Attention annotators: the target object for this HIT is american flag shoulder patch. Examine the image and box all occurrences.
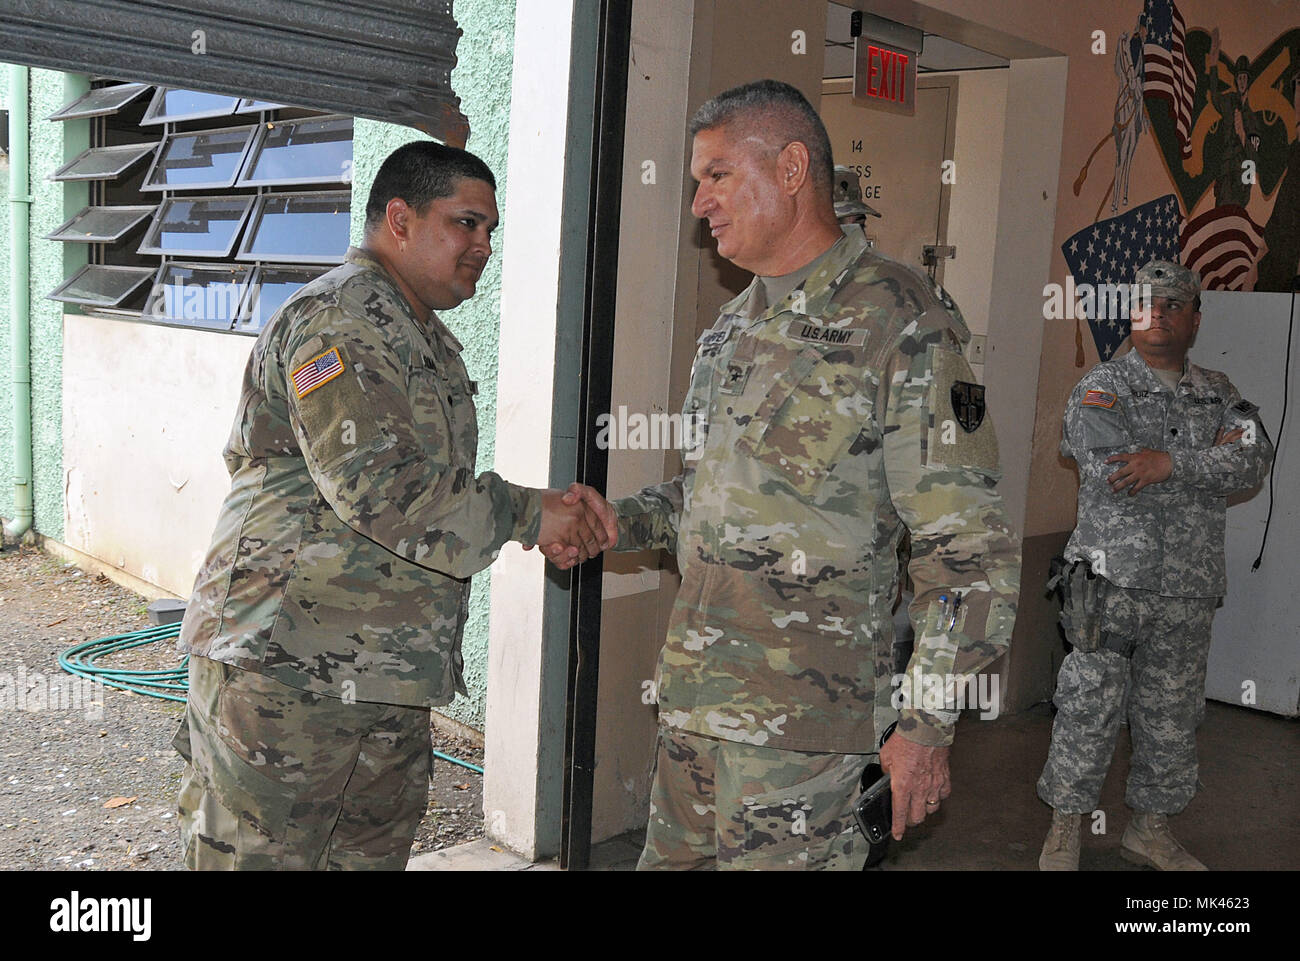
[1081,389,1117,409]
[291,346,345,398]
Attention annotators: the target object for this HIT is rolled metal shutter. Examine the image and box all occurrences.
[0,0,469,144]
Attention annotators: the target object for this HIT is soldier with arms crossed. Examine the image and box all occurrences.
[174,142,616,870]
[598,80,1021,870]
[1038,260,1273,871]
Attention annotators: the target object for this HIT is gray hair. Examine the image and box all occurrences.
[688,79,834,197]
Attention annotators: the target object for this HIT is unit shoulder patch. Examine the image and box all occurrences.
[950,380,985,433]
[1233,398,1259,416]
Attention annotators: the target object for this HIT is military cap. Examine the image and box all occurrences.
[833,165,882,221]
[1135,259,1199,302]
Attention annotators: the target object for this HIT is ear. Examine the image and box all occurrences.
[776,141,812,197]
[385,197,413,242]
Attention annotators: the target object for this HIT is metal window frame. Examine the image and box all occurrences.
[47,263,156,308]
[46,81,151,121]
[48,141,157,181]
[233,263,329,335]
[143,260,255,331]
[139,86,241,126]
[235,98,287,114]
[46,204,158,243]
[235,114,354,188]
[235,190,351,265]
[137,194,256,258]
[139,122,259,192]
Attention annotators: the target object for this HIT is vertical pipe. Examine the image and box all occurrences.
[5,64,33,540]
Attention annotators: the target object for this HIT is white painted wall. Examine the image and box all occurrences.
[1194,292,1300,717]
[61,313,253,597]
[483,0,576,861]
[935,67,1008,343]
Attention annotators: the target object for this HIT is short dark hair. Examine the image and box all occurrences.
[364,141,497,232]
[688,79,834,197]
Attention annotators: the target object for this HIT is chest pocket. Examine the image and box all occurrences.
[1182,401,1225,450]
[733,343,869,497]
[408,352,479,470]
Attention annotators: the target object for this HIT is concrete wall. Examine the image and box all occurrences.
[61,315,252,594]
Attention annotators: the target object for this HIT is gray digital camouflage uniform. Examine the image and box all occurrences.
[174,246,542,868]
[616,227,1022,869]
[1038,347,1272,814]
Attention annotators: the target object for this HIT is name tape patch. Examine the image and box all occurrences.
[1081,389,1117,409]
[791,322,868,347]
[292,347,345,398]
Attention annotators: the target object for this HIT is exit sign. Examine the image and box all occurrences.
[853,37,917,115]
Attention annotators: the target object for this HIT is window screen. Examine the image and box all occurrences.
[47,205,158,243]
[47,82,152,121]
[48,265,156,308]
[50,142,158,181]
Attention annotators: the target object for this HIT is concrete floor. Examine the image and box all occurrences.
[409,699,1298,871]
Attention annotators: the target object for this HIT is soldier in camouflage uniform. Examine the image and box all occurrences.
[608,80,1021,870]
[173,142,614,870]
[1038,260,1273,871]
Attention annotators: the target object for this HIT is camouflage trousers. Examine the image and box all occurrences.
[637,727,868,870]
[1037,583,1217,815]
[173,655,430,870]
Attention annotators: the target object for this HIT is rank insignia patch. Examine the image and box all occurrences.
[292,347,345,398]
[951,380,985,433]
[1081,389,1117,409]
[720,361,752,394]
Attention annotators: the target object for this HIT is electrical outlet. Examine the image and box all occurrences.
[968,334,987,365]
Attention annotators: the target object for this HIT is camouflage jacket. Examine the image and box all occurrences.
[179,247,542,707]
[1062,347,1272,597]
[613,228,1021,751]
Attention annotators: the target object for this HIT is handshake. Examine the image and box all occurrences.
[524,483,619,571]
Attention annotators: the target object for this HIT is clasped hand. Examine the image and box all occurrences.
[522,483,618,570]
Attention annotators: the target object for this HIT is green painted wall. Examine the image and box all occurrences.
[349,0,518,732]
[0,66,76,541]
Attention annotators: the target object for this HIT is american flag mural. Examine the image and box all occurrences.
[1143,0,1198,161]
[1061,194,1183,360]
[1180,204,1265,291]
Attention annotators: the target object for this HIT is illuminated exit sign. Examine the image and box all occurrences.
[853,36,918,115]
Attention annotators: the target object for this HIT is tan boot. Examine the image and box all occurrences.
[1039,810,1081,870]
[1120,813,1208,871]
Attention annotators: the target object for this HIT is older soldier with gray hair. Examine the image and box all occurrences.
[606,79,1021,870]
[1038,260,1273,871]
[173,141,616,870]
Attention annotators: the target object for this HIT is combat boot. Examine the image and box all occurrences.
[1120,813,1208,871]
[1038,810,1080,870]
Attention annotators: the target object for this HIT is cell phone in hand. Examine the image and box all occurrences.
[853,761,892,867]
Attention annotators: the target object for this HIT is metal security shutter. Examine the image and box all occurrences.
[1,0,469,144]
